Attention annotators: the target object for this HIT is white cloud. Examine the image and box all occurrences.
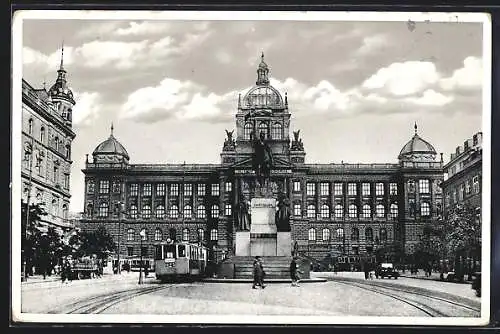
[404,89,454,106]
[355,34,389,55]
[77,40,149,69]
[362,61,440,96]
[72,91,102,126]
[440,56,483,91]
[215,50,232,64]
[114,21,172,36]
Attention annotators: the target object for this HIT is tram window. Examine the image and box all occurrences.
[166,245,176,258]
[178,245,186,258]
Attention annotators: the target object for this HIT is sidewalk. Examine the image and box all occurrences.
[398,271,473,285]
[20,271,151,288]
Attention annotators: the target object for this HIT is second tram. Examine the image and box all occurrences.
[154,241,209,281]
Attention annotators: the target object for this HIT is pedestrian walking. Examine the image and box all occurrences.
[290,257,301,287]
[252,256,266,289]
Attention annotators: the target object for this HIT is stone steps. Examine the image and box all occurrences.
[225,256,294,279]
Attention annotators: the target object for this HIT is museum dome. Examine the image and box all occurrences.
[398,123,437,161]
[92,124,130,161]
[242,53,285,109]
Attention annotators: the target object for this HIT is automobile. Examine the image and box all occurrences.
[471,272,481,297]
[375,263,399,279]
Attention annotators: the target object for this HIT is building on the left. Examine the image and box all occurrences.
[21,48,76,235]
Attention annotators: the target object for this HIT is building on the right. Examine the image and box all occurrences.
[442,132,483,215]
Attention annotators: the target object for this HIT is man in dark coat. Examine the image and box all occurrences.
[252,256,266,289]
[290,257,301,287]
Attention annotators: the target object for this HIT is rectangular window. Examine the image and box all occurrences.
[390,183,398,195]
[306,183,315,196]
[465,180,471,194]
[473,176,480,194]
[459,185,465,201]
[334,183,343,196]
[320,182,329,196]
[198,184,206,196]
[112,181,121,193]
[211,183,220,196]
[225,204,232,216]
[64,174,70,189]
[362,183,370,196]
[127,247,134,257]
[53,166,59,184]
[210,229,218,241]
[348,183,357,196]
[156,184,165,196]
[376,183,384,196]
[130,184,138,196]
[293,181,301,192]
[184,184,192,196]
[419,179,430,194]
[99,180,109,194]
[142,183,152,196]
[170,184,179,196]
[225,182,232,193]
[293,203,301,216]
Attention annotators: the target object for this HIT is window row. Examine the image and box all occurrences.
[27,119,71,159]
[294,203,400,219]
[293,181,399,196]
[444,175,481,207]
[407,179,433,194]
[89,203,231,219]
[307,227,389,242]
[86,181,233,196]
[126,227,218,242]
[243,122,283,140]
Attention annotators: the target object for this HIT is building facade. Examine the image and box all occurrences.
[442,132,482,214]
[80,55,444,265]
[21,50,76,234]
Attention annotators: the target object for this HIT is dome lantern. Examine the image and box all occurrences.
[256,52,270,86]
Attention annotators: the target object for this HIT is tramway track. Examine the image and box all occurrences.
[334,279,480,317]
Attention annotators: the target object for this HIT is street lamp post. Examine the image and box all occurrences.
[138,229,146,284]
[22,138,36,282]
[116,201,126,275]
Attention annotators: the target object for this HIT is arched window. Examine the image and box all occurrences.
[154,228,162,241]
[258,122,268,138]
[211,204,219,218]
[184,205,192,218]
[307,204,316,218]
[380,228,388,242]
[376,204,385,218]
[51,199,58,216]
[271,122,282,139]
[365,227,373,241]
[98,202,108,217]
[142,205,151,219]
[348,204,357,218]
[86,203,93,217]
[168,228,176,241]
[169,205,179,218]
[65,144,71,159]
[390,203,398,219]
[320,204,330,218]
[420,202,430,216]
[129,204,138,219]
[244,123,252,140]
[351,227,359,241]
[197,228,204,242]
[308,228,316,241]
[155,205,165,219]
[322,228,330,241]
[54,137,59,151]
[362,204,371,218]
[334,205,343,218]
[28,118,33,135]
[127,228,135,241]
[182,228,189,242]
[336,228,344,240]
[62,204,68,220]
[40,127,45,143]
[197,205,206,218]
[140,228,147,241]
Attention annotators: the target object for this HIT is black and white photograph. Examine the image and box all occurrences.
[11,10,491,325]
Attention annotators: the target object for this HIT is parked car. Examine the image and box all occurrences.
[472,272,481,297]
[375,263,399,279]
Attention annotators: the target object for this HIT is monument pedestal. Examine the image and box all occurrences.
[276,232,291,256]
[235,232,250,256]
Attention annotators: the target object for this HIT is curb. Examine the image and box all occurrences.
[201,278,327,283]
[399,275,472,285]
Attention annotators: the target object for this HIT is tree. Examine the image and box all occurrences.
[70,226,116,259]
[414,222,445,269]
[21,200,47,276]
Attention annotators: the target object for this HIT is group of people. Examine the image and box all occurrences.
[251,256,303,289]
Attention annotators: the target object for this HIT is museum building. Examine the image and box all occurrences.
[79,54,444,265]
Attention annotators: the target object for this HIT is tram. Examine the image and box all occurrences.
[154,240,209,281]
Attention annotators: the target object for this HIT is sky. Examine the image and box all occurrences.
[20,13,486,213]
